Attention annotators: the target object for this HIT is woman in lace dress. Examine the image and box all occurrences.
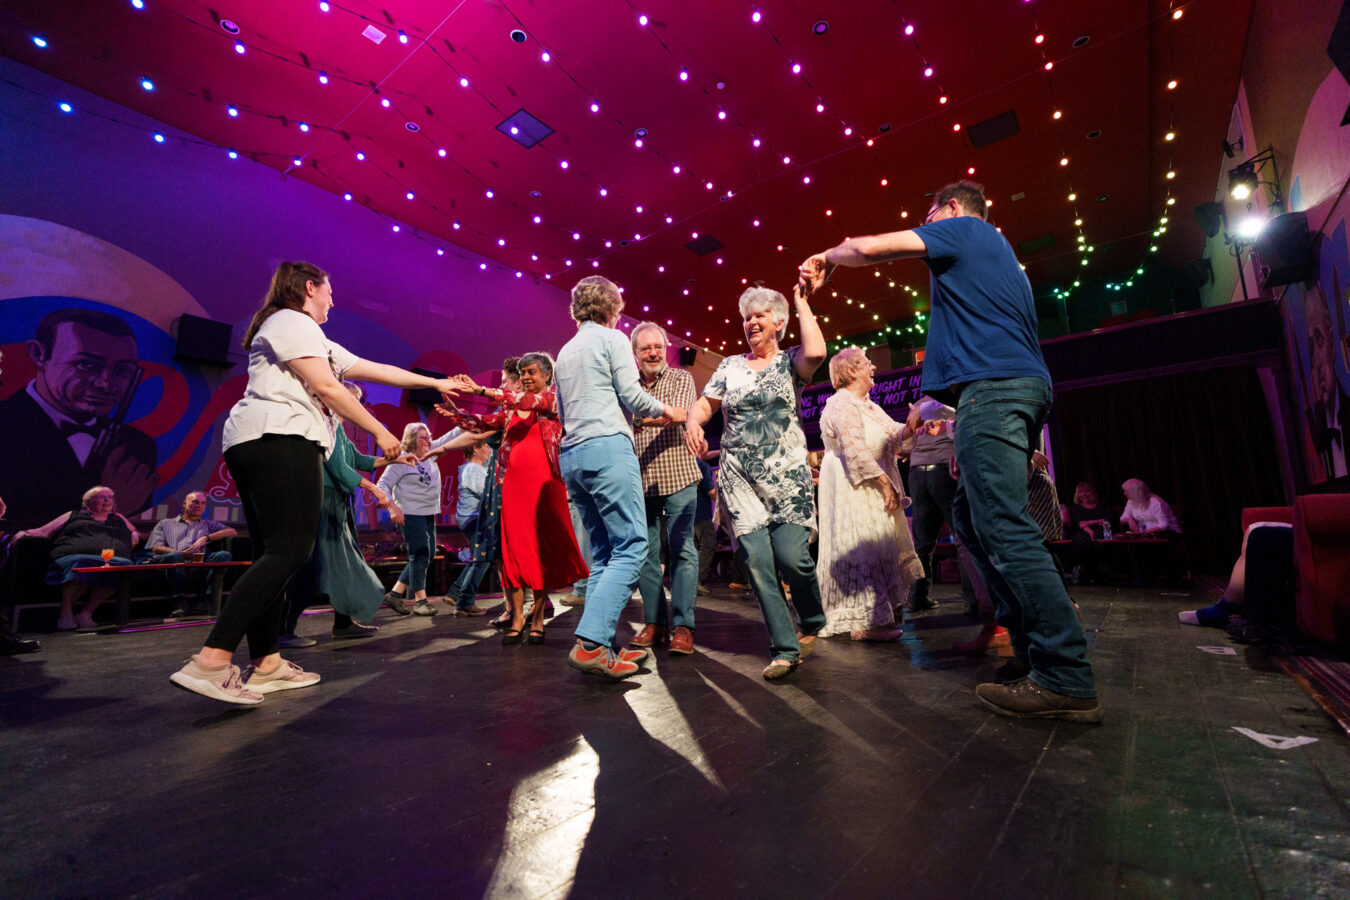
[685,283,827,680]
[817,348,924,640]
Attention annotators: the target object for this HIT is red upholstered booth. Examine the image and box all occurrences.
[1241,496,1350,653]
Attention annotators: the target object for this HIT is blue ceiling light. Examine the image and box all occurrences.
[32,35,49,48]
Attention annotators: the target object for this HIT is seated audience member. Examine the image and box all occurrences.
[1120,478,1180,536]
[0,490,41,654]
[144,492,237,616]
[1068,481,1113,583]
[1179,520,1294,628]
[16,485,137,631]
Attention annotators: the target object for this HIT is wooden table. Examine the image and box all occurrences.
[73,561,252,627]
[1099,536,1173,586]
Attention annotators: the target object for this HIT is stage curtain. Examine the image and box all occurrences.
[1050,364,1285,575]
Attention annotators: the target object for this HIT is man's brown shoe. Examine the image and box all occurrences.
[630,624,667,648]
[669,626,694,655]
[975,679,1102,723]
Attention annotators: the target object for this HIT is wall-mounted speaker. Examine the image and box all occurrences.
[173,314,234,367]
[677,346,698,366]
[408,367,447,405]
[1254,212,1314,288]
[1193,202,1224,238]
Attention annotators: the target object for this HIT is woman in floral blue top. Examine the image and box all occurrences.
[685,283,827,679]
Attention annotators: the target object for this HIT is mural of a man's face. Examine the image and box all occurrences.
[1308,290,1336,408]
[29,322,140,420]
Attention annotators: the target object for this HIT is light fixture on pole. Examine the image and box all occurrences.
[1226,145,1283,211]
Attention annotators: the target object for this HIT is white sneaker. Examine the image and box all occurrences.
[244,659,321,693]
[170,655,264,705]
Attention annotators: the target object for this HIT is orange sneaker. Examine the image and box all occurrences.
[567,640,640,679]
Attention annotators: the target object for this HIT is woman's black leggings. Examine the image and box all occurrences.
[205,435,322,658]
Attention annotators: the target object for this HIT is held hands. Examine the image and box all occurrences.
[797,252,834,293]
[684,422,708,458]
[376,429,402,460]
[442,374,480,396]
[664,405,687,425]
[434,396,461,418]
[385,500,405,526]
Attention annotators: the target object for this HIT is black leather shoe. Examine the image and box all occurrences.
[1,634,41,655]
[906,578,938,612]
[332,622,379,640]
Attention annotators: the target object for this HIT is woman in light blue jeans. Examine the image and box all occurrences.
[554,276,686,679]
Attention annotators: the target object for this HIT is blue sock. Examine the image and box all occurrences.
[1195,597,1237,627]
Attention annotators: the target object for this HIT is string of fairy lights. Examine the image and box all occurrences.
[21,0,1195,360]
[1044,2,1187,308]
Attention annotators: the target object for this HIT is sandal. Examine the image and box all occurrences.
[489,611,511,629]
[527,629,546,645]
[762,659,800,681]
[501,629,525,646]
[797,634,818,660]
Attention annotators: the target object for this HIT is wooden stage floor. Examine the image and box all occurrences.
[3,582,1348,898]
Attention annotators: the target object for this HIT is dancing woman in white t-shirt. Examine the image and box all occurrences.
[170,261,457,705]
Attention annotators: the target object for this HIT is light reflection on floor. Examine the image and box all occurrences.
[623,656,728,793]
[483,735,599,898]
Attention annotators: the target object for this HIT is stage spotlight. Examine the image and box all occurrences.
[1234,215,1267,241]
[1228,163,1258,200]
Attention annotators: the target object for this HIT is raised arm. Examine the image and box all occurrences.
[792,281,826,380]
[799,229,929,292]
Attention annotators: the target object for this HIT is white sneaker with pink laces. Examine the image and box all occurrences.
[170,655,264,705]
[244,659,321,694]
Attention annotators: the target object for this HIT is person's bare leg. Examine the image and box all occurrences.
[80,585,115,616]
[504,587,525,632]
[59,582,84,619]
[1223,531,1250,606]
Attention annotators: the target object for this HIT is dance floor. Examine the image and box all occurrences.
[4,582,1349,898]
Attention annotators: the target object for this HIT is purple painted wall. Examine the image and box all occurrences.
[1,60,579,375]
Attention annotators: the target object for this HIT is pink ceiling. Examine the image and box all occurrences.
[4,0,1253,352]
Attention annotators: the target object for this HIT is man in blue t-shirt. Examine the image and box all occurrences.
[800,180,1100,724]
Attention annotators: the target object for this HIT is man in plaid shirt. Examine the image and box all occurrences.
[629,323,701,655]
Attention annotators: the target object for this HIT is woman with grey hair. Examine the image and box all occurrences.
[685,282,828,679]
[440,352,587,644]
[816,347,923,640]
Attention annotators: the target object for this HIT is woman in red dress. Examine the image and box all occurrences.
[438,352,587,644]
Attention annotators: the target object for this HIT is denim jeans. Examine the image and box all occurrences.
[909,464,976,604]
[569,498,592,598]
[149,550,233,597]
[638,482,699,630]
[448,516,493,609]
[398,514,436,594]
[562,435,648,648]
[950,377,1096,698]
[737,522,826,662]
